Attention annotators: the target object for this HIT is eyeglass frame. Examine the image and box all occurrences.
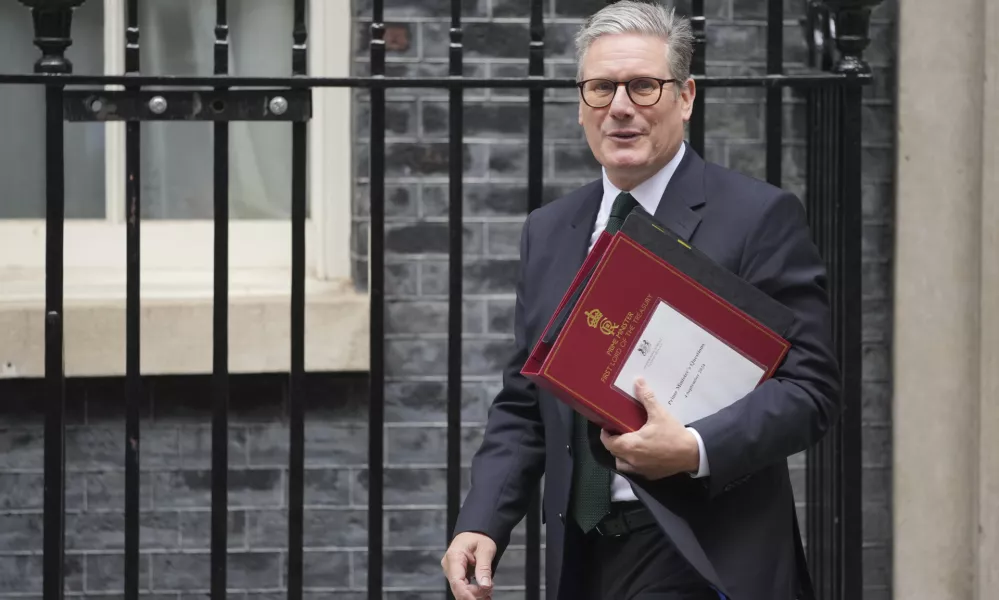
[576,77,679,108]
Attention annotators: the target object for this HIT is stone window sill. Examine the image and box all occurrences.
[0,268,369,378]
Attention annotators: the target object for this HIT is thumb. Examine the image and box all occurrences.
[472,542,495,589]
[633,377,662,415]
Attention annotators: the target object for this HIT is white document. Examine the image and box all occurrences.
[613,299,765,425]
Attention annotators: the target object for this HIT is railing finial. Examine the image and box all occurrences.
[18,0,88,74]
[821,0,884,74]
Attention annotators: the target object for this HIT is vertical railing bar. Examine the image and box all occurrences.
[211,0,231,596]
[368,0,387,595]
[41,51,67,600]
[525,0,546,596]
[765,0,783,186]
[804,84,818,592]
[123,0,141,598]
[287,0,308,597]
[689,0,705,157]
[445,0,464,586]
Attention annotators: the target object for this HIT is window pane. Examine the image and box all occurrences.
[0,1,106,220]
[139,0,299,220]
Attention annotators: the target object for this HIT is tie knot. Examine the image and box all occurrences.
[605,192,638,235]
[611,192,638,219]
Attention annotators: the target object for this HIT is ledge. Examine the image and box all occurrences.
[0,268,370,378]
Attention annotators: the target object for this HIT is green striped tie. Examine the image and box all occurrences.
[569,192,638,533]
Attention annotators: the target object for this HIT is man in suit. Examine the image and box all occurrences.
[440,2,839,598]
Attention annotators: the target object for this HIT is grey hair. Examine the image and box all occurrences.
[574,1,695,95]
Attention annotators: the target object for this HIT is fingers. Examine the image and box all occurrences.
[442,547,474,600]
[616,457,636,473]
[633,377,659,409]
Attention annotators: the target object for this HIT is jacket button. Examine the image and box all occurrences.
[558,512,564,523]
[566,444,572,456]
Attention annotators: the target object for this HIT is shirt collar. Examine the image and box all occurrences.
[600,142,686,217]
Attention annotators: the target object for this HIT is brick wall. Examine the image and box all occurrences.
[0,0,896,597]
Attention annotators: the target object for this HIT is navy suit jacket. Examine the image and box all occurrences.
[452,144,839,599]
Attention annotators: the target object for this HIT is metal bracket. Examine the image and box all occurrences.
[63,89,311,122]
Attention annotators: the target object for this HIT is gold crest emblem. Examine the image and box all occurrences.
[584,308,619,336]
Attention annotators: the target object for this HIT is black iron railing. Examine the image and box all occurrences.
[0,0,882,598]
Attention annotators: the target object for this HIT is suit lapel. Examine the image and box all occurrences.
[653,142,706,242]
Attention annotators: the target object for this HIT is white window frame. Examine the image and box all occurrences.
[0,0,368,378]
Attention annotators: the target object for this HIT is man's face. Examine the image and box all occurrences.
[578,33,695,190]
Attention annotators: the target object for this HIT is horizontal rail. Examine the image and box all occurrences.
[0,73,870,89]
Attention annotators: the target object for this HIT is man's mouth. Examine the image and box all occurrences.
[607,131,642,141]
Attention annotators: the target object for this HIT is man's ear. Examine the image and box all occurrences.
[681,78,696,121]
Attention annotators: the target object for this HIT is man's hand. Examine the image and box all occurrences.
[599,377,700,479]
[441,531,497,600]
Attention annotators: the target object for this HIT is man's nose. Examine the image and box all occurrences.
[609,83,635,114]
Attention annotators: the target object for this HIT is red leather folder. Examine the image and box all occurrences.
[522,212,793,434]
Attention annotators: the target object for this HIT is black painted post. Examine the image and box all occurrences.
[16,2,87,599]
[368,0,387,595]
[288,0,308,598]
[123,0,141,598]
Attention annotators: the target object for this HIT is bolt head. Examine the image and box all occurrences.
[148,96,168,114]
[269,96,289,116]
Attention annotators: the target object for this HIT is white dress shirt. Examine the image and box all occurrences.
[584,142,711,503]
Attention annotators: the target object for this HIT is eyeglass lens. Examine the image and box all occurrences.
[581,78,662,107]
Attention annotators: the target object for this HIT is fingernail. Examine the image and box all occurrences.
[480,577,490,586]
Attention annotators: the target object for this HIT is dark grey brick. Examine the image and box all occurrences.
[0,428,44,469]
[422,183,566,218]
[87,470,153,511]
[353,467,470,506]
[862,343,890,383]
[862,223,892,261]
[386,338,448,377]
[0,554,78,594]
[862,381,891,424]
[244,423,367,468]
[862,260,891,299]
[152,469,283,510]
[489,143,530,177]
[0,513,42,552]
[462,338,517,376]
[862,544,891,588]
[352,549,443,590]
[150,552,281,590]
[354,184,418,219]
[705,101,763,140]
[66,427,179,470]
[423,103,531,138]
[544,101,585,142]
[487,298,517,334]
[863,424,892,468]
[178,509,245,550]
[553,143,602,177]
[383,381,490,424]
[386,426,484,465]
[862,103,895,146]
[385,509,446,547]
[862,467,890,505]
[707,23,767,62]
[862,297,891,344]
[863,502,892,544]
[385,299,485,335]
[303,509,368,548]
[552,0,607,18]
[385,222,483,256]
[302,550,351,588]
[0,471,82,510]
[486,221,525,257]
[420,258,521,296]
[354,0,487,18]
[86,554,149,593]
[177,426,247,468]
[354,101,419,138]
[355,260,421,297]
[862,182,893,223]
[303,468,351,507]
[67,511,179,552]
